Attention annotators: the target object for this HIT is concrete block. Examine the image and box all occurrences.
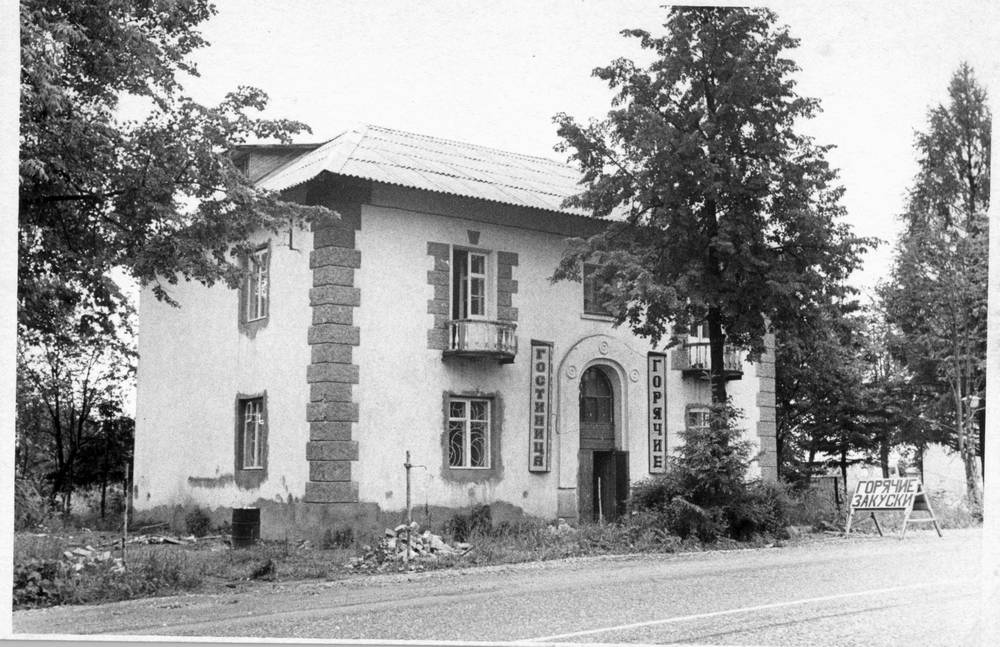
[310,382,353,402]
[427,299,450,315]
[306,440,359,461]
[312,304,354,325]
[497,306,518,322]
[310,247,361,269]
[497,279,518,294]
[306,363,360,384]
[757,420,776,436]
[756,390,776,406]
[305,402,359,422]
[313,265,355,287]
[310,286,361,307]
[758,406,776,423]
[310,421,354,441]
[308,324,360,346]
[426,242,450,258]
[310,343,353,364]
[556,488,577,520]
[304,481,359,503]
[427,329,449,351]
[426,270,450,286]
[309,461,352,482]
[497,251,519,267]
[313,226,355,249]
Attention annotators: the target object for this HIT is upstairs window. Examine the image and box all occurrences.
[452,249,488,319]
[689,322,708,340]
[245,247,270,322]
[448,397,491,468]
[583,264,612,316]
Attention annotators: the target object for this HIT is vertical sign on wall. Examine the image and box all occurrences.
[529,341,553,472]
[648,352,667,473]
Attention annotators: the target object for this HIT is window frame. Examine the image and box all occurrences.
[245,246,270,323]
[239,397,266,470]
[685,404,711,434]
[447,396,492,469]
[234,392,268,489]
[582,263,613,317]
[451,247,490,320]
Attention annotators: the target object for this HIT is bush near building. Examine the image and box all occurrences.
[631,404,792,541]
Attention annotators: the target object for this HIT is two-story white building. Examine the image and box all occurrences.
[132,124,777,539]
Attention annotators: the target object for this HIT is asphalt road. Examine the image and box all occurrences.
[13,528,985,646]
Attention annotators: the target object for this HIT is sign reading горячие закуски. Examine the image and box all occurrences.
[850,477,920,510]
[846,477,942,539]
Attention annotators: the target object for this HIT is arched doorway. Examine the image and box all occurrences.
[578,366,629,522]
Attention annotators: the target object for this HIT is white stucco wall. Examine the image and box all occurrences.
[133,225,314,511]
[353,185,766,518]
[133,182,769,520]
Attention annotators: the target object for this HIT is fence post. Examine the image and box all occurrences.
[405,451,412,564]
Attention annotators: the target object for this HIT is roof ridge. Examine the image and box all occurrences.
[363,124,569,168]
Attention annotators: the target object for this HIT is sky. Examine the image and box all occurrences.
[165,0,1000,298]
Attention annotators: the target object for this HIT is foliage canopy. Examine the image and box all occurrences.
[19,0,327,340]
[552,7,873,402]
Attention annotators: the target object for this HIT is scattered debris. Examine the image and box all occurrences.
[546,518,577,535]
[343,523,472,572]
[249,558,276,580]
[58,545,126,575]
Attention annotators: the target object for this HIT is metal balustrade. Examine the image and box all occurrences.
[444,319,517,363]
[681,342,743,379]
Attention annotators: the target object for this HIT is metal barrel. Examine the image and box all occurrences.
[231,508,260,548]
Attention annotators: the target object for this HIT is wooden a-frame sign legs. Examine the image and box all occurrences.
[844,478,942,539]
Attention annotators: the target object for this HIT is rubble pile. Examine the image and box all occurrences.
[61,545,125,575]
[126,534,200,545]
[344,522,472,571]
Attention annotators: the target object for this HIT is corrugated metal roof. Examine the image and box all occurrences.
[254,124,589,215]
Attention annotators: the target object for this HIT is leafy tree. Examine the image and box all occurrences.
[552,7,872,404]
[881,64,989,511]
[774,295,866,483]
[19,0,328,339]
[16,303,136,513]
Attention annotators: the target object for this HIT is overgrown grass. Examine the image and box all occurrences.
[12,532,357,609]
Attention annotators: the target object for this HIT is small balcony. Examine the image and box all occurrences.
[678,342,743,380]
[444,319,517,364]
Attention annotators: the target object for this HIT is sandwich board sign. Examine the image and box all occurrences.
[845,477,942,539]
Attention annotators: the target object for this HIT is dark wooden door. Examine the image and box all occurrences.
[579,367,615,521]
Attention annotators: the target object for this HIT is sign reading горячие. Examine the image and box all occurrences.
[850,478,921,510]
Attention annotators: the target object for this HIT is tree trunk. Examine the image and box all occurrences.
[962,451,983,513]
[879,437,890,477]
[707,307,727,405]
[805,445,818,488]
[916,443,925,478]
[839,446,849,501]
[978,406,985,483]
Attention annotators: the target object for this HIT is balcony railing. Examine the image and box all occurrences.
[679,342,743,380]
[444,319,517,363]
